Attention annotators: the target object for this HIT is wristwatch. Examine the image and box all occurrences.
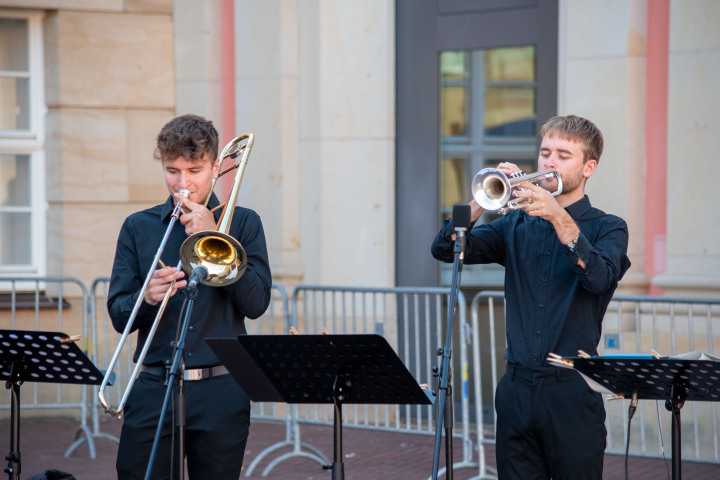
[567,234,579,252]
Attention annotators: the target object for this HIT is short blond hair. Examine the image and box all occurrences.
[540,115,604,164]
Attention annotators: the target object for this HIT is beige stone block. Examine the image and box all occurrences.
[234,0,298,78]
[654,255,720,297]
[47,203,155,285]
[52,11,174,108]
[125,0,173,14]
[564,57,632,218]
[46,108,128,203]
[231,75,302,283]
[0,0,123,10]
[667,50,720,258]
[318,0,395,139]
[174,0,221,82]
[565,0,645,58]
[125,110,175,203]
[670,0,720,51]
[315,139,395,287]
[175,80,224,127]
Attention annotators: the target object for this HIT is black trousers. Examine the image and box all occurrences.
[116,371,251,480]
[495,364,606,480]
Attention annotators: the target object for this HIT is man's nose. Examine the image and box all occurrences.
[178,172,190,188]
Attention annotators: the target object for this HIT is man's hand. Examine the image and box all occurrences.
[143,266,187,306]
[174,193,217,236]
[514,181,567,224]
[516,182,585,267]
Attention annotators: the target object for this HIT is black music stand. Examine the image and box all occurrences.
[563,355,720,480]
[206,334,432,480]
[0,330,103,480]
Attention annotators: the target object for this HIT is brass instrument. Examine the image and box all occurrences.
[97,133,254,419]
[471,168,562,215]
[179,133,253,286]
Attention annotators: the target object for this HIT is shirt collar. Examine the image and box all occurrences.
[564,194,592,219]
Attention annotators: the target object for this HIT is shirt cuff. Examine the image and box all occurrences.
[565,233,589,263]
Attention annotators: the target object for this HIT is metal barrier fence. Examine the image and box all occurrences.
[288,285,477,479]
[0,276,95,458]
[83,278,292,458]
[470,290,720,478]
[5,277,720,478]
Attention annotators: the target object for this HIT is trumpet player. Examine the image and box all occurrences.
[107,114,272,479]
[431,115,630,480]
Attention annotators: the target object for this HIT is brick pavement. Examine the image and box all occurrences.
[2,418,720,479]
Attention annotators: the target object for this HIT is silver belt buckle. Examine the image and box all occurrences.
[184,368,203,381]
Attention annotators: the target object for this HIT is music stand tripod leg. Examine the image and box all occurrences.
[322,375,348,480]
[4,363,22,480]
[665,383,686,480]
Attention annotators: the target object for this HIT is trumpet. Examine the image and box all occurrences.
[471,168,562,215]
[98,133,254,419]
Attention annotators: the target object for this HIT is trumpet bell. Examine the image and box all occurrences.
[179,230,248,286]
[471,168,562,214]
[471,168,512,211]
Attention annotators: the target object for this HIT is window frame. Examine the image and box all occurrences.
[0,9,47,278]
[439,47,537,287]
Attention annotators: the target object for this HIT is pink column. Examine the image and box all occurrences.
[645,0,669,295]
[221,0,236,199]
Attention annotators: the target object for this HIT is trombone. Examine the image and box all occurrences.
[97,133,254,419]
[471,168,563,215]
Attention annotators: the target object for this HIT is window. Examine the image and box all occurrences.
[0,11,46,277]
[439,46,537,286]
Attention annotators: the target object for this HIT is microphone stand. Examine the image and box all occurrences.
[431,221,467,480]
[144,266,208,480]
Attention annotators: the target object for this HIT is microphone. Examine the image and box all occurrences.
[452,204,470,265]
[452,204,471,233]
[187,266,209,290]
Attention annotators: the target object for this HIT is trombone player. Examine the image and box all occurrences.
[107,114,272,479]
[431,115,630,480]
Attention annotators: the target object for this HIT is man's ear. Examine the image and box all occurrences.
[583,159,598,179]
[212,157,221,178]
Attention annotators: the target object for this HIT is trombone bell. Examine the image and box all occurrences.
[179,231,247,286]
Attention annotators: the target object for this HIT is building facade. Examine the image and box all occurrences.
[1,0,718,298]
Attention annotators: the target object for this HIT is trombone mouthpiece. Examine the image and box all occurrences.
[175,189,190,209]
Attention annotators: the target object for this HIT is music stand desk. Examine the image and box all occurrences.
[207,334,432,480]
[561,355,720,480]
[0,330,103,480]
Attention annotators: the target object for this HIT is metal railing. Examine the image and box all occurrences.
[4,276,720,478]
[0,276,96,458]
[83,279,292,453]
[288,285,476,479]
[470,290,720,480]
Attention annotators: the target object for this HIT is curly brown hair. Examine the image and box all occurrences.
[154,114,219,163]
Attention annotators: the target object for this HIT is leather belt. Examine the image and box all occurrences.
[505,362,579,381]
[140,364,229,381]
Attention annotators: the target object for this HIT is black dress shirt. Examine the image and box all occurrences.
[431,195,630,368]
[107,194,272,368]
